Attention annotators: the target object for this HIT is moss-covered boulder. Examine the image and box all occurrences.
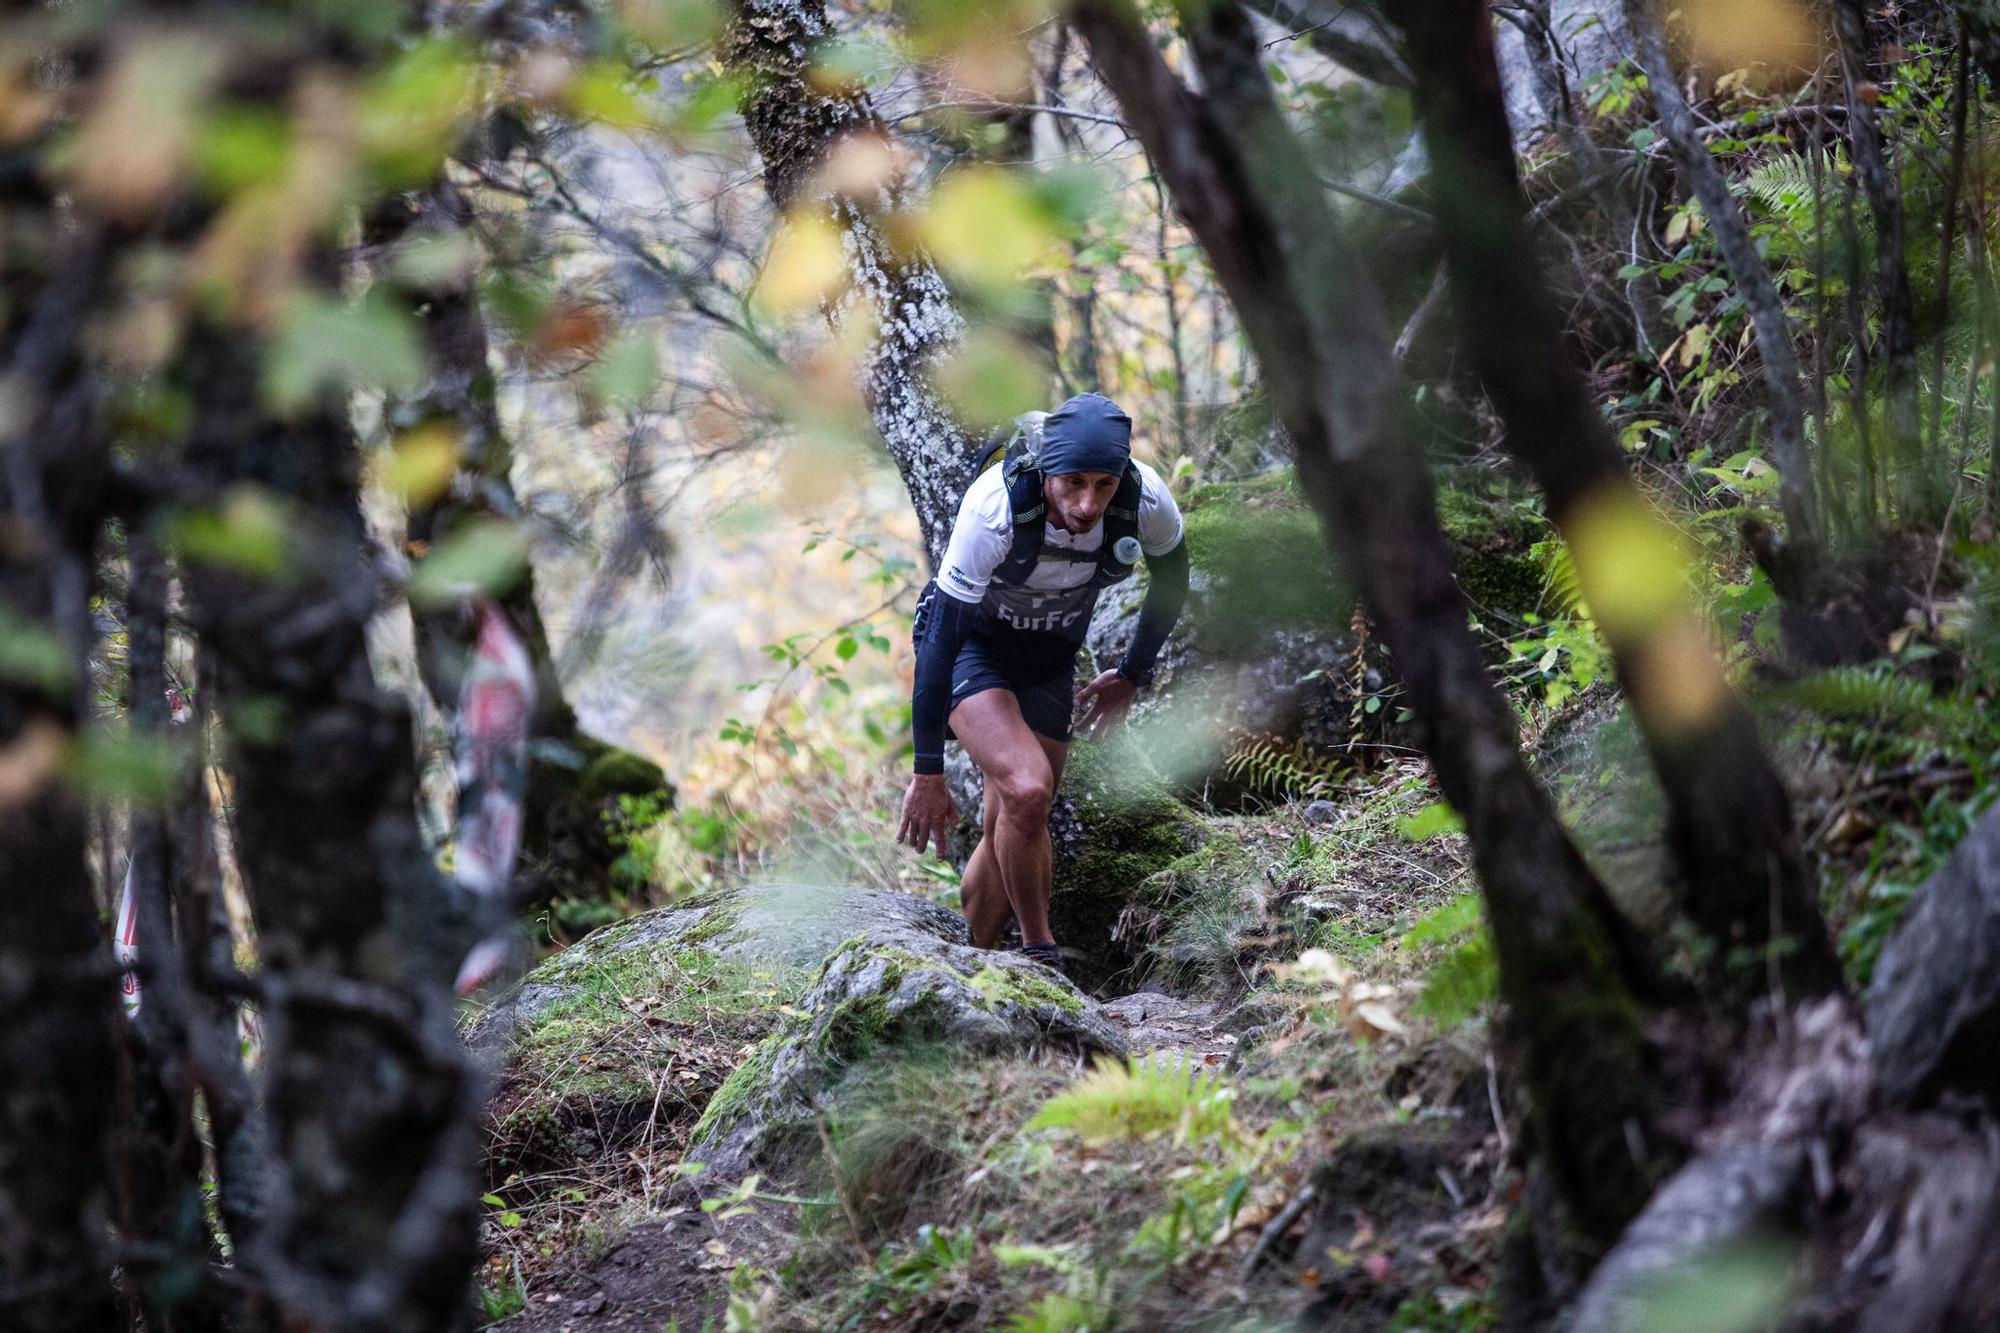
[1432,465,1547,625]
[944,733,1212,983]
[689,914,1125,1179]
[478,882,970,1186]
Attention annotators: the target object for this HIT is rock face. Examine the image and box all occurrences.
[476,883,989,1180]
[688,909,1125,1177]
[480,880,965,1042]
[1867,803,2000,1107]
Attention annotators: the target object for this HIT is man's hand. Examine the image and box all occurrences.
[1075,669,1139,738]
[898,773,958,859]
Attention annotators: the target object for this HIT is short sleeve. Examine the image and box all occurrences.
[1134,461,1185,556]
[935,468,1012,603]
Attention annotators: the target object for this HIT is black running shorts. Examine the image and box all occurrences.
[945,635,1077,744]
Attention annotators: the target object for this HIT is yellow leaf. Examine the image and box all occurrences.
[0,718,63,814]
[71,37,221,221]
[918,167,1057,294]
[754,214,846,315]
[382,424,461,505]
[1351,1002,1410,1040]
[1679,0,1822,78]
[1677,322,1711,369]
[1565,486,1694,644]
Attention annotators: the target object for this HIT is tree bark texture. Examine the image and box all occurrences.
[370,180,672,908]
[0,166,124,1333]
[179,310,484,1328]
[1389,0,1842,1000]
[1623,0,1820,545]
[1074,0,1666,1246]
[1584,808,2000,1328]
[1832,0,1927,520]
[727,0,976,563]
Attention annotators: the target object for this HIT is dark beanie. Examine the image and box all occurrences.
[1037,392,1132,475]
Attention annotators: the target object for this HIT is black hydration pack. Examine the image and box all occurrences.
[982,415,1144,591]
[912,416,1144,647]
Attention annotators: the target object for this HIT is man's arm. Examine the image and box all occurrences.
[911,589,977,775]
[1116,540,1189,686]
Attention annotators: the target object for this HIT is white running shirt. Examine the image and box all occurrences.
[934,460,1184,642]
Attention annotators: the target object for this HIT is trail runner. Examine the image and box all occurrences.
[897,393,1190,968]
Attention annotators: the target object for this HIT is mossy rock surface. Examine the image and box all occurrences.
[479,882,968,1183]
[1036,739,1210,981]
[1084,466,1545,791]
[689,911,1124,1180]
[1180,470,1349,641]
[1434,467,1547,624]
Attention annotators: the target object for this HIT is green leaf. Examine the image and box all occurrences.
[264,291,424,411]
[1394,800,1463,842]
[65,730,180,806]
[834,636,858,661]
[194,106,291,196]
[405,519,531,607]
[165,487,292,579]
[592,330,658,405]
[359,39,481,187]
[0,608,72,694]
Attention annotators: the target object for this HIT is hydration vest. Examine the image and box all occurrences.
[980,415,1145,591]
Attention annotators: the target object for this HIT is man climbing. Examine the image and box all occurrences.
[896,392,1190,968]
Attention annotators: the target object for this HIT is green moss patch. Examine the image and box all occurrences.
[488,923,806,1188]
[1181,471,1350,639]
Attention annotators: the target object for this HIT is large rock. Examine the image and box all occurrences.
[688,912,1124,1177]
[1868,803,2000,1107]
[476,882,973,1183]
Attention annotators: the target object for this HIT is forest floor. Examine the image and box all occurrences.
[474,759,1514,1332]
[474,597,2000,1332]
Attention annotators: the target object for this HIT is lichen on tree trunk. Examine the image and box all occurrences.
[726,0,976,564]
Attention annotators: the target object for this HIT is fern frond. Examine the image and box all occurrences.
[1530,538,1583,615]
[1223,730,1348,801]
[1744,153,1819,215]
[1779,664,1978,734]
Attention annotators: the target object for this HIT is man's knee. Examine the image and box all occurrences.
[993,765,1054,823]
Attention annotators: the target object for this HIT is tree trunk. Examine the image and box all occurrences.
[0,175,124,1330]
[1832,0,1928,521]
[1073,0,1666,1247]
[1387,0,1842,999]
[114,532,225,1331]
[1623,0,1820,547]
[368,180,672,910]
[727,0,977,563]
[179,306,484,1329]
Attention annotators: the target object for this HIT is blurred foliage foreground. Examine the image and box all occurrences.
[4,0,2000,1329]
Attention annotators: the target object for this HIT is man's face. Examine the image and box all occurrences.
[1043,470,1120,534]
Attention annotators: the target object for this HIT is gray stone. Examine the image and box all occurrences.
[470,881,971,1044]
[689,912,1124,1179]
[1868,804,2000,1108]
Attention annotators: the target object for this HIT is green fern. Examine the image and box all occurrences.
[1743,152,1820,216]
[1779,664,1978,735]
[1530,537,1583,616]
[1222,730,1348,801]
[1027,1055,1236,1144]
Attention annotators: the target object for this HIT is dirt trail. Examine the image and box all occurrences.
[491,989,1241,1331]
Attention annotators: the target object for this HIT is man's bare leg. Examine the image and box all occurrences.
[959,784,1009,947]
[951,690,1068,948]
